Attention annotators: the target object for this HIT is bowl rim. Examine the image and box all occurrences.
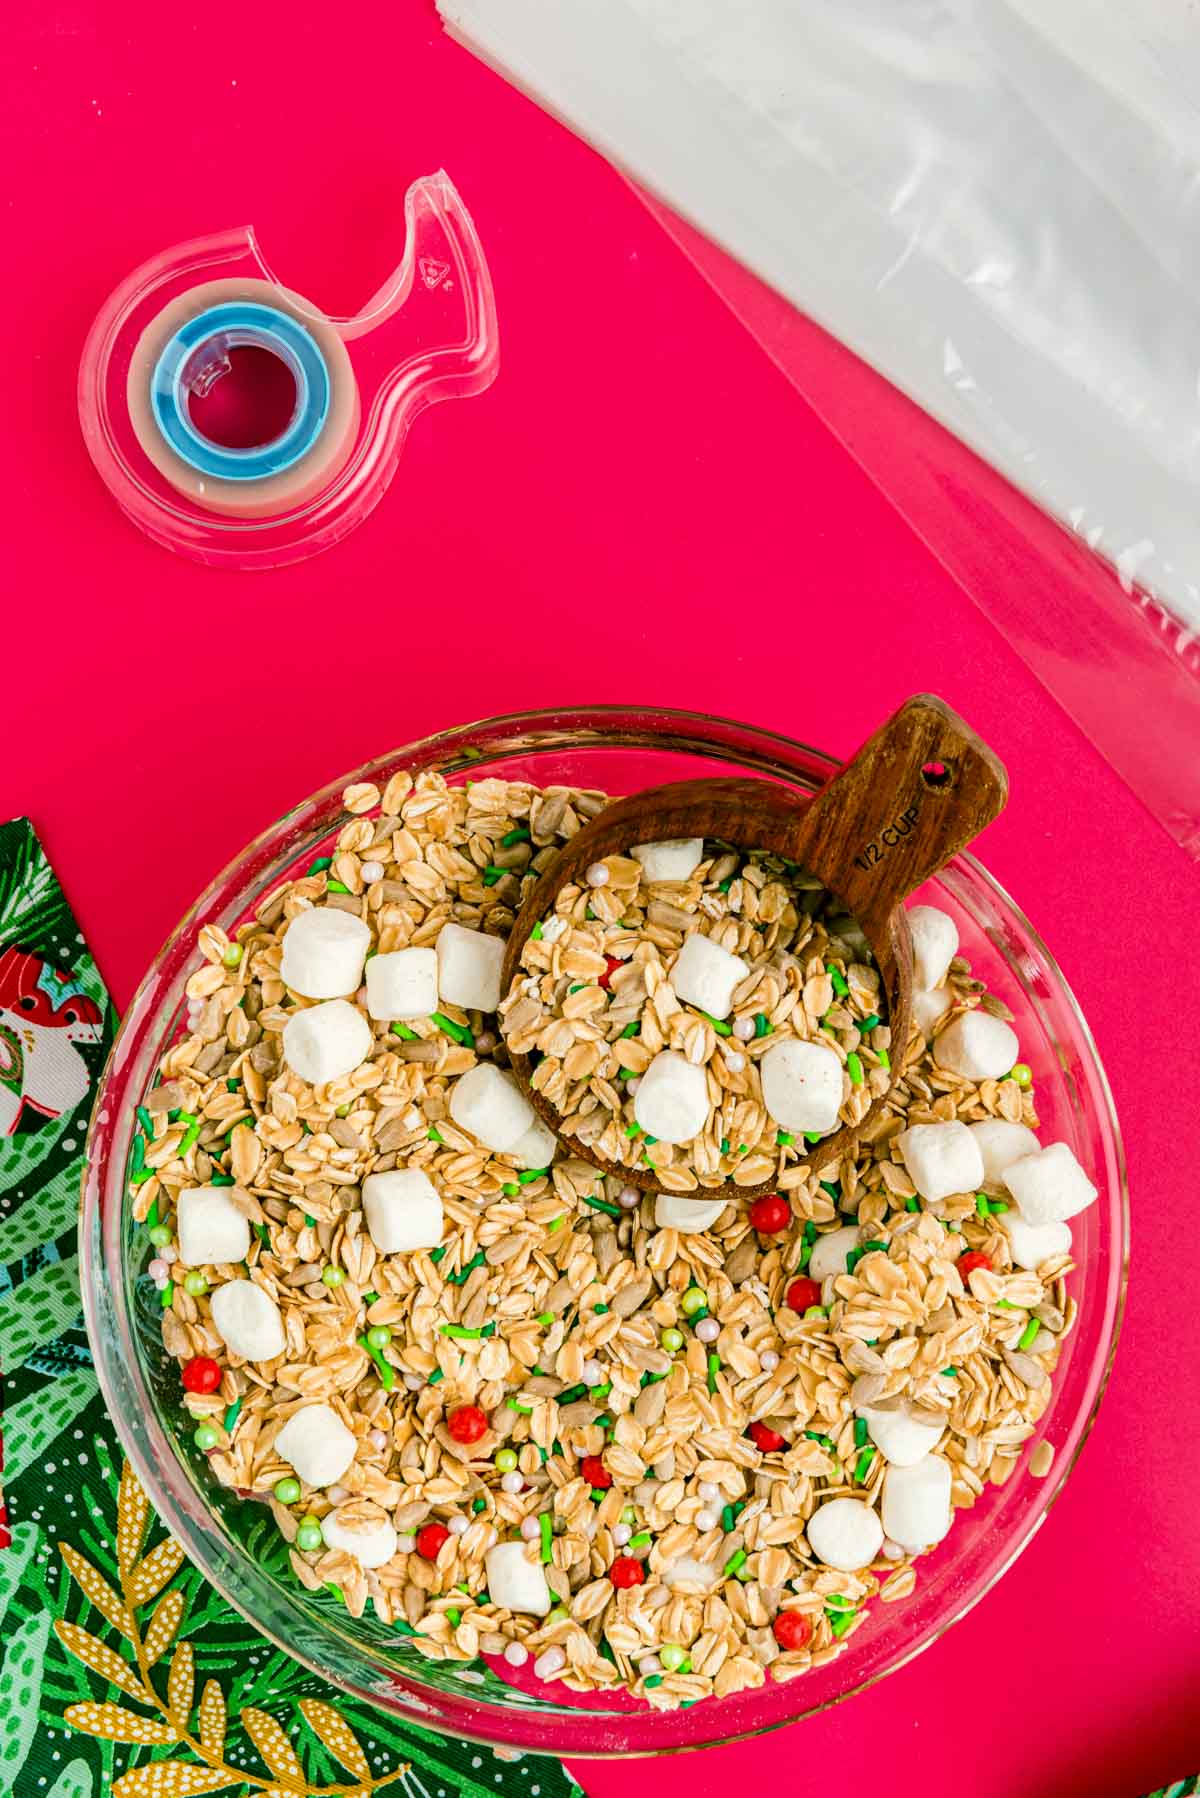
[80,702,1129,1757]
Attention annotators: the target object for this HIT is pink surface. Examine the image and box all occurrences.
[3,7,1197,1794]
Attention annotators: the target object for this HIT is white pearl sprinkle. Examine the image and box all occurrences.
[404,1374,425,1391]
[881,1538,905,1560]
[148,1258,168,1281]
[586,863,610,887]
[326,1484,349,1504]
[501,1471,524,1494]
[448,1515,470,1536]
[724,1051,746,1073]
[695,1316,720,1344]
[732,1016,755,1041]
[159,1244,177,1265]
[521,1517,541,1541]
[152,1273,169,1291]
[639,1654,663,1675]
[534,1647,566,1679]
[361,861,384,883]
[504,1641,529,1667]
[582,1360,604,1386]
[618,1186,640,1209]
[698,1480,720,1503]
[397,1534,416,1554]
[370,1429,390,1451]
[759,1349,779,1372]
[611,1523,631,1546]
[695,1509,719,1532]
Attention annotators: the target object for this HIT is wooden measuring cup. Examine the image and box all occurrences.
[500,695,1008,1191]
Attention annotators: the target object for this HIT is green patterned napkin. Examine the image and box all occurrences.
[0,817,586,1798]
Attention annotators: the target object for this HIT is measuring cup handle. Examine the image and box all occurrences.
[795,695,1008,937]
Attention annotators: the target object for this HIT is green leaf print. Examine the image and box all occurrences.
[44,1759,95,1798]
[0,821,68,957]
[5,1368,99,1481]
[0,1523,41,1632]
[0,1104,73,1195]
[0,1255,84,1372]
[0,1610,51,1795]
[2,1161,84,1262]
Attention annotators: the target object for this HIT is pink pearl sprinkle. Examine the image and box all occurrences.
[403,1374,425,1391]
[159,1244,178,1265]
[501,1471,524,1494]
[534,1647,566,1680]
[504,1641,529,1667]
[639,1654,662,1676]
[732,1016,756,1041]
[370,1429,389,1452]
[327,1485,349,1505]
[521,1517,541,1541]
[361,861,384,884]
[448,1515,469,1536]
[148,1259,168,1281]
[695,1317,720,1344]
[759,1349,780,1373]
[618,1186,640,1210]
[611,1524,631,1547]
[724,1051,746,1073]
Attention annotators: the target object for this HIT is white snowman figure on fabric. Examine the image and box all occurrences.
[0,945,102,1134]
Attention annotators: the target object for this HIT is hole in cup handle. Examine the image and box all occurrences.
[920,760,955,789]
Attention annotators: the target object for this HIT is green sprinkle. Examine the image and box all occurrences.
[502,1183,520,1197]
[720,1505,734,1533]
[720,1137,730,1154]
[358,1335,396,1389]
[827,965,849,997]
[805,1431,837,1451]
[540,1512,553,1563]
[906,1196,921,1212]
[145,1197,160,1229]
[644,1674,664,1688]
[508,1399,533,1415]
[326,879,350,893]
[429,1246,447,1265]
[1018,1318,1040,1351]
[536,1312,555,1327]
[547,1215,565,1232]
[829,1609,857,1639]
[846,1052,864,1086]
[428,1126,445,1144]
[723,1549,747,1578]
[995,1298,1018,1310]
[707,1352,721,1393]
[617,1067,637,1081]
[390,1020,418,1040]
[942,1366,958,1378]
[976,1193,989,1220]
[568,983,586,994]
[518,1167,548,1184]
[441,1324,484,1340]
[590,1382,612,1401]
[753,1013,771,1037]
[620,1021,640,1038]
[805,1131,822,1144]
[394,1619,421,1636]
[584,1193,622,1219]
[212,1172,236,1187]
[159,1281,174,1308]
[990,1199,1010,1213]
[860,1240,888,1257]
[857,1013,881,1033]
[823,1593,855,1612]
[427,1368,444,1385]
[854,1447,876,1483]
[594,1302,610,1315]
[819,1179,840,1200]
[472,1497,487,1513]
[501,827,531,846]
[776,1130,795,1146]
[223,1398,243,1433]
[640,1371,666,1387]
[854,1416,869,1447]
[136,1105,154,1137]
[303,1214,316,1227]
[482,868,504,886]
[628,1531,652,1552]
[555,1382,587,1405]
[446,1607,462,1627]
[363,1290,378,1305]
[804,1221,818,1241]
[737,1143,748,1155]
[624,1123,643,1140]
[447,1250,486,1285]
[877,1049,891,1071]
[803,1305,826,1321]
[531,922,544,941]
[699,1010,733,1036]
[307,855,333,874]
[431,1011,474,1048]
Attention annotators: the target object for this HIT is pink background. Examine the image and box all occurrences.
[4,5,1198,1794]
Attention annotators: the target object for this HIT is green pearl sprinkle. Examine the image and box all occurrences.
[494,1449,518,1473]
[1009,1063,1033,1087]
[322,1266,345,1288]
[193,1423,219,1451]
[222,943,243,967]
[148,1224,173,1247]
[620,1505,637,1526]
[659,1644,687,1672]
[274,1477,301,1505]
[295,1521,324,1552]
[367,1325,392,1350]
[660,1327,684,1352]
[183,1272,208,1297]
[681,1287,707,1317]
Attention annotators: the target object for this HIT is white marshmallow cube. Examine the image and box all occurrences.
[1003,1142,1097,1227]
[760,1038,844,1134]
[320,1505,398,1569]
[485,1541,551,1616]
[280,907,371,999]
[808,1224,860,1281]
[210,1279,285,1362]
[362,1170,444,1254]
[274,1403,357,1488]
[630,838,704,883]
[933,1010,1019,1081]
[671,932,749,1021]
[177,1185,250,1268]
[806,1497,884,1571]
[912,987,951,1038]
[907,904,958,992]
[365,948,438,1020]
[858,1405,944,1467]
[881,1455,952,1553]
[897,1121,984,1202]
[969,1119,1040,1183]
[654,1193,728,1234]
[282,999,372,1086]
[633,1050,709,1144]
[999,1211,1073,1271]
[509,1115,559,1171]
[450,1063,535,1153]
[436,923,505,1013]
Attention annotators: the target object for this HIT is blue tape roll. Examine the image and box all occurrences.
[149,301,330,482]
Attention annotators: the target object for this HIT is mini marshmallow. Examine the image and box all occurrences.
[210,1279,285,1362]
[274,1403,357,1488]
[485,1541,551,1616]
[806,1497,884,1572]
[654,1193,728,1234]
[1003,1142,1097,1227]
[760,1039,844,1134]
[912,987,952,1038]
[365,948,438,1020]
[969,1119,1040,1182]
[320,1505,398,1569]
[897,1121,984,1202]
[630,838,704,883]
[280,907,371,999]
[663,1553,719,1589]
[509,1115,559,1170]
[282,999,372,1086]
[807,1224,860,1281]
[998,1210,1073,1271]
[450,1063,535,1152]
[177,1186,250,1268]
[671,932,749,1020]
[858,1405,944,1467]
[436,922,505,1013]
[933,1010,1019,1081]
[362,1170,444,1254]
[906,904,958,991]
[633,1050,709,1144]
[881,1455,952,1553]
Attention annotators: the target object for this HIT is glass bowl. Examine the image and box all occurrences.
[81,706,1127,1757]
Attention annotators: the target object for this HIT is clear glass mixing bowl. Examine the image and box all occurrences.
[81,706,1127,1757]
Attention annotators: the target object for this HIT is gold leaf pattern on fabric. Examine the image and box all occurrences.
[54,1623,149,1703]
[110,1764,240,1798]
[197,1680,226,1758]
[117,1462,150,1577]
[144,1589,185,1665]
[240,1708,306,1786]
[167,1641,194,1726]
[58,1544,135,1639]
[297,1700,371,1781]
[130,1536,186,1607]
[63,1702,178,1746]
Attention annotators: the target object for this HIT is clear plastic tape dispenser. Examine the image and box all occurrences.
[79,170,498,570]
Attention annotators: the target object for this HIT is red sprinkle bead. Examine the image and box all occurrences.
[748,1194,791,1234]
[598,956,624,991]
[581,1455,612,1489]
[181,1356,221,1395]
[446,1404,488,1445]
[609,1556,646,1589]
[773,1610,813,1651]
[785,1276,822,1313]
[416,1523,451,1561]
[957,1251,992,1284]
[749,1420,787,1453]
